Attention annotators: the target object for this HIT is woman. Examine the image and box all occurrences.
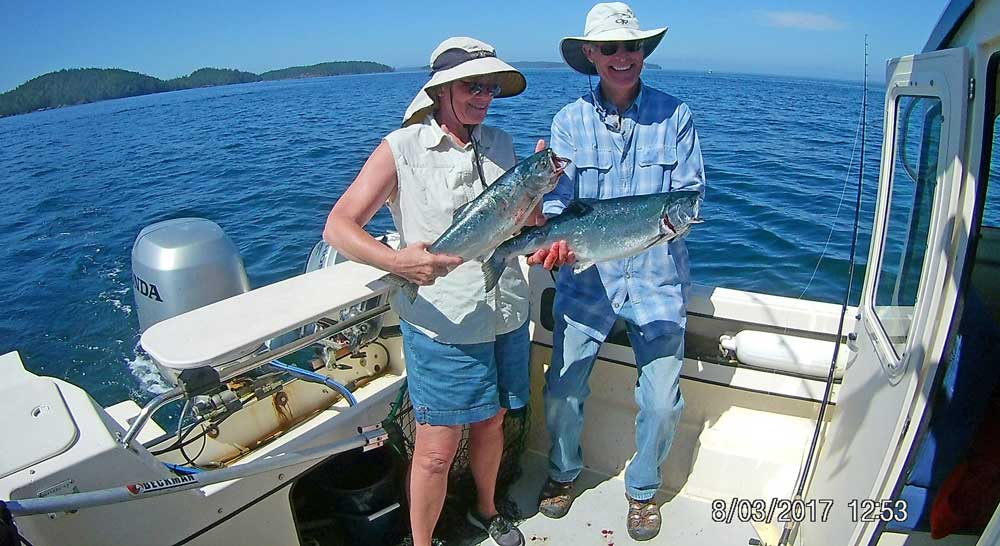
[323,37,548,546]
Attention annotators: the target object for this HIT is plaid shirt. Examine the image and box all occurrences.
[542,83,706,342]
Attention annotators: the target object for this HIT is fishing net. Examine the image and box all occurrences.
[383,381,530,545]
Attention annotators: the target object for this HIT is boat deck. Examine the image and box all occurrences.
[476,450,761,546]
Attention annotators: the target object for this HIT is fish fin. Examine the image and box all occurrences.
[640,233,672,252]
[571,261,595,274]
[452,200,474,222]
[380,273,419,303]
[482,255,505,293]
[563,200,594,216]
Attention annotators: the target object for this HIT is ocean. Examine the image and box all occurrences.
[0,69,887,408]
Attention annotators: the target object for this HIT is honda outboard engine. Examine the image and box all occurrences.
[131,218,250,332]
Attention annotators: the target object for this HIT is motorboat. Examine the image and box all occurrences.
[2,0,999,544]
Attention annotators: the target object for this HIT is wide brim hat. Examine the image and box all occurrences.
[402,37,526,127]
[560,2,667,76]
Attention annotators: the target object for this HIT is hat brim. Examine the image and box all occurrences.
[560,27,667,76]
[402,57,526,127]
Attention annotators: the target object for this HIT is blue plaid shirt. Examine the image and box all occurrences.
[543,83,706,342]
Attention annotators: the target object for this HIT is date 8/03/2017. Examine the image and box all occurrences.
[711,498,909,524]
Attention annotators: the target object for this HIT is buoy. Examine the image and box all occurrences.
[719,330,851,379]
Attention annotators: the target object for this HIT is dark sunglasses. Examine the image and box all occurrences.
[597,40,644,56]
[462,80,502,97]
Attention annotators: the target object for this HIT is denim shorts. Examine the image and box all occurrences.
[400,319,530,426]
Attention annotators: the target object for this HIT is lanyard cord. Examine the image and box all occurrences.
[467,123,487,188]
[446,89,487,188]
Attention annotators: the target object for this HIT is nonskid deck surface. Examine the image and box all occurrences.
[477,450,759,546]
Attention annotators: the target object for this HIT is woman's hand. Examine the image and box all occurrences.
[527,240,575,270]
[391,242,464,285]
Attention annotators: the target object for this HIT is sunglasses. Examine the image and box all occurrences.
[461,80,502,97]
[596,40,644,56]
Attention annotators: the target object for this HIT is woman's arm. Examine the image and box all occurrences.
[323,140,462,285]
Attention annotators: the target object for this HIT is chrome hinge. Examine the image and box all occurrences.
[968,77,975,101]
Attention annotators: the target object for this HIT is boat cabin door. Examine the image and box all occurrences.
[798,47,970,546]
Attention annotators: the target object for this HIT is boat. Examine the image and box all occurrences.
[2,0,999,544]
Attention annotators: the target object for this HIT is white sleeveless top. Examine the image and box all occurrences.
[384,116,529,344]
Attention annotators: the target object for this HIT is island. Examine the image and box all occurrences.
[0,61,393,118]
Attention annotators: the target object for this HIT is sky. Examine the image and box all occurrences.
[0,0,951,93]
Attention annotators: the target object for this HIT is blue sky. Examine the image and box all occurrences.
[1,0,949,93]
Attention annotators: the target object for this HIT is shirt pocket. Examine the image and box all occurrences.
[637,145,678,192]
[409,165,468,233]
[574,147,614,199]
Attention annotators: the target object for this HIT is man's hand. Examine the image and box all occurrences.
[527,240,575,270]
[391,242,464,285]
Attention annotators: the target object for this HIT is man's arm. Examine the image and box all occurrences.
[542,112,578,218]
[671,103,706,196]
[529,110,578,269]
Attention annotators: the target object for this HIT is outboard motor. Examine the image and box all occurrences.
[131,218,250,332]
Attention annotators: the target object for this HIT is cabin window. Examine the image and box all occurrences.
[970,54,1000,324]
[982,58,1000,229]
[873,96,943,358]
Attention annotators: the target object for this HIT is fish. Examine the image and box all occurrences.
[481,191,703,292]
[384,148,568,301]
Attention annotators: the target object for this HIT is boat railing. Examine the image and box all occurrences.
[8,424,389,517]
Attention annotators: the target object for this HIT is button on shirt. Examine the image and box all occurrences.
[543,84,706,342]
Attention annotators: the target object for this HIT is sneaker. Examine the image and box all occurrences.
[466,509,525,546]
[626,495,662,541]
[537,478,575,519]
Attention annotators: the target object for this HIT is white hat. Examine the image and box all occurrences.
[402,37,526,127]
[560,2,668,76]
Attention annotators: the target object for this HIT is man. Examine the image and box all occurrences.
[528,2,705,541]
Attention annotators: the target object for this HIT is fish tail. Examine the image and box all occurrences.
[380,273,419,303]
[482,255,505,293]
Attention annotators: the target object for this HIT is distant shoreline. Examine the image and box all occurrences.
[0,61,393,118]
[1,61,881,118]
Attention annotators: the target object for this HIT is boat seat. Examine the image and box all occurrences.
[140,260,390,377]
[0,352,79,480]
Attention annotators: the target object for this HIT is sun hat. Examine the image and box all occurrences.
[402,37,526,127]
[560,2,668,76]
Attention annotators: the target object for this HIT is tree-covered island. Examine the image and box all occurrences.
[0,61,393,118]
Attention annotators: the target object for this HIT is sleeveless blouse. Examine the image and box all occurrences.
[384,116,529,344]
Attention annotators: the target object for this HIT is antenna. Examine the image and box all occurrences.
[774,34,869,546]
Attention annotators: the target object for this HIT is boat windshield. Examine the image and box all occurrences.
[873,96,943,358]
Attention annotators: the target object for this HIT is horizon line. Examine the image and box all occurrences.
[3,60,884,95]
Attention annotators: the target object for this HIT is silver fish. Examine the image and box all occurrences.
[482,191,703,291]
[385,148,568,301]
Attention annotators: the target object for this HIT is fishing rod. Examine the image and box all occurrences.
[775,34,869,546]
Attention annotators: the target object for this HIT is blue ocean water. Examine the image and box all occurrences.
[0,69,886,407]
